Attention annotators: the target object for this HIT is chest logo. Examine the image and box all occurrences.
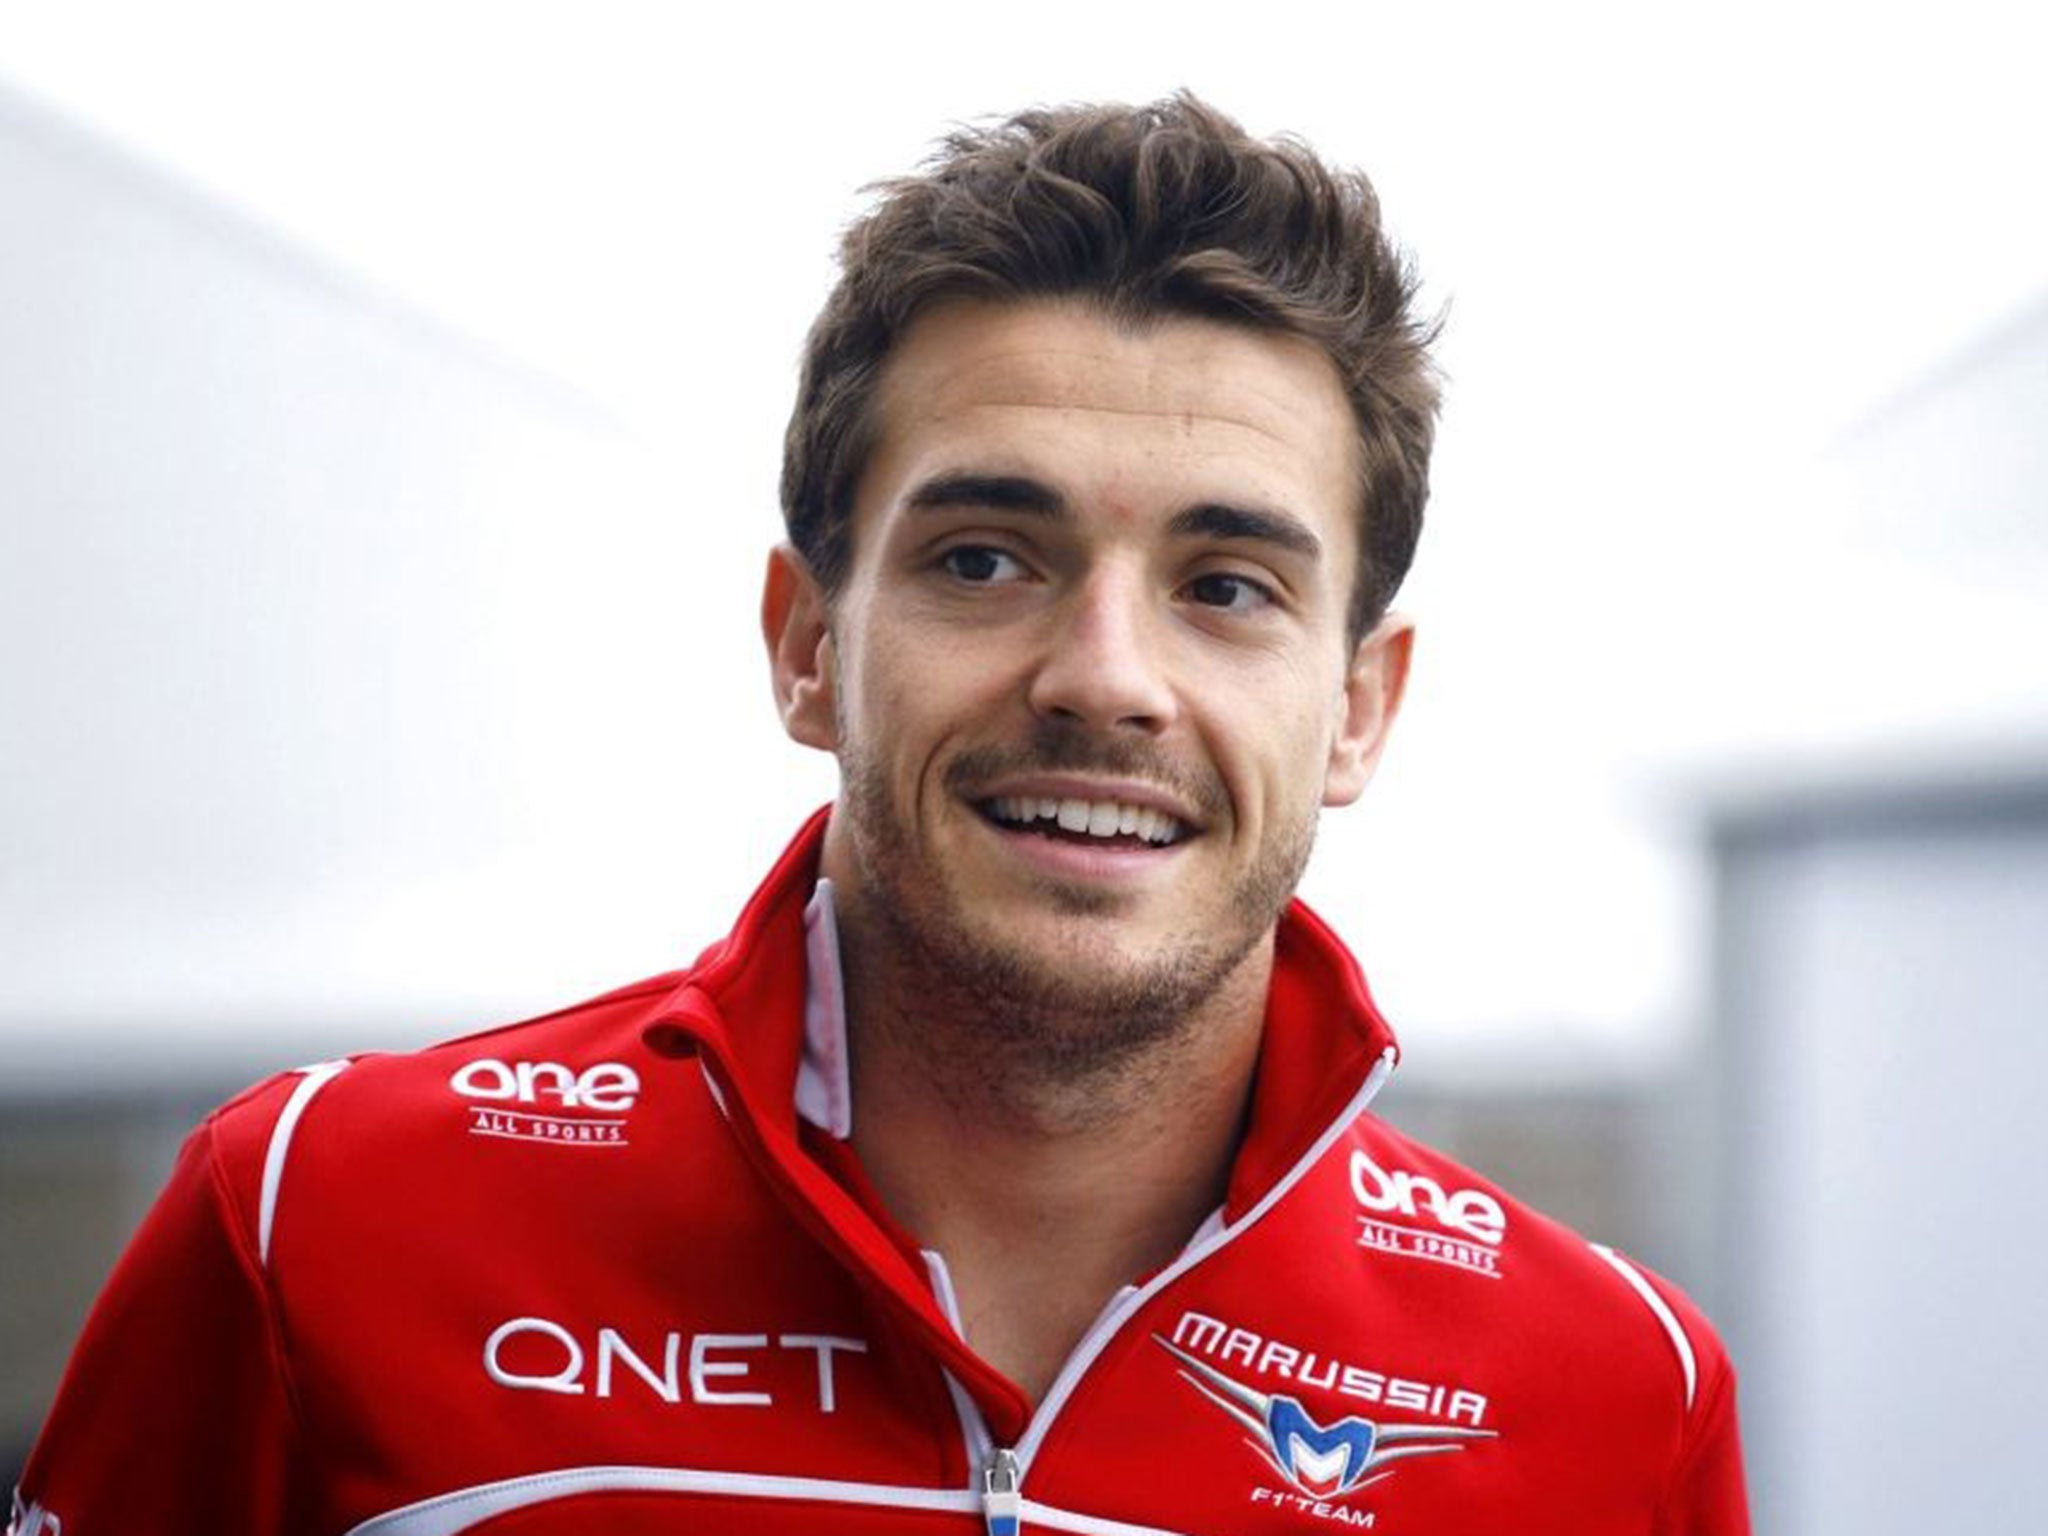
[1350,1150,1507,1279]
[1158,1337,1495,1505]
[451,1057,639,1147]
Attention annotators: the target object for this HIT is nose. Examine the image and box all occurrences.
[1026,565,1179,733]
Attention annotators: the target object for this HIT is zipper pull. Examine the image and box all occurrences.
[982,1447,1022,1536]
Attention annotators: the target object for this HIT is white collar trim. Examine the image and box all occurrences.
[797,877,854,1139]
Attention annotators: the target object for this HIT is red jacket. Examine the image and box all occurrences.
[14,812,1747,1534]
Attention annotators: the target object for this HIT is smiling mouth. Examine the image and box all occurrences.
[978,795,1189,848]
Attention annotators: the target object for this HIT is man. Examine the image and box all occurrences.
[13,96,1748,1533]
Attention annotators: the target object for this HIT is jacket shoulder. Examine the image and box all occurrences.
[1350,1114,1736,1428]
[199,969,692,1250]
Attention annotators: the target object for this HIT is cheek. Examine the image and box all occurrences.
[1218,682,1341,820]
[849,635,975,788]
[832,609,904,732]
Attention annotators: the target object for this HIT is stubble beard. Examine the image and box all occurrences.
[831,724,1320,1124]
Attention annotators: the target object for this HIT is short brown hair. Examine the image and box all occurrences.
[780,93,1440,643]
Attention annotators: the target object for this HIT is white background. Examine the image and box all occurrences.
[3,0,2046,1078]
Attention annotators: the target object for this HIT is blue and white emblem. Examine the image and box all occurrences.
[1156,1337,1496,1500]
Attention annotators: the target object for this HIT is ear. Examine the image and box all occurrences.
[761,544,838,752]
[1323,614,1414,807]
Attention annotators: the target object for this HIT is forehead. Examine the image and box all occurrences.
[855,297,1361,542]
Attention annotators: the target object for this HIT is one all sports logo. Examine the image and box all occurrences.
[451,1058,640,1147]
[1157,1337,1495,1503]
[1351,1149,1507,1279]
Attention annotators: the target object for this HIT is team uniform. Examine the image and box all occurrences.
[13,811,1748,1534]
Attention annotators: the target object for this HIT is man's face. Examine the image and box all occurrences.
[767,297,1409,1053]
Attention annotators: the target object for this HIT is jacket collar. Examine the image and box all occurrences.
[648,806,1401,1224]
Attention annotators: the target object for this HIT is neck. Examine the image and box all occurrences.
[835,904,1270,1404]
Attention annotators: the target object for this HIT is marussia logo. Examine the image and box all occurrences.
[451,1058,640,1147]
[1157,1337,1495,1501]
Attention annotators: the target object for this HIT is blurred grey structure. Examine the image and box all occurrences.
[0,78,681,1477]
[1711,770,2048,1533]
[1699,293,2048,1535]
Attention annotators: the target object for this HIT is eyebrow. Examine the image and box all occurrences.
[1168,502,1323,562]
[904,472,1322,562]
[905,473,1065,518]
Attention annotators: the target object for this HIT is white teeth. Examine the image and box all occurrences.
[985,794,1184,845]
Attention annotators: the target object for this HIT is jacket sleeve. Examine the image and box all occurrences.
[1654,1293,1751,1536]
[11,1111,302,1534]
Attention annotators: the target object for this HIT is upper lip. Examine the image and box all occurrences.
[968,775,1207,833]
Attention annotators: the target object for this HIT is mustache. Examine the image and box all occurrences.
[942,719,1229,822]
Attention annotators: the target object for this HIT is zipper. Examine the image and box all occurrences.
[981,1447,1022,1536]
[1011,1047,1398,1471]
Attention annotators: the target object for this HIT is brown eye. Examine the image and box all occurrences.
[1184,572,1274,612]
[940,546,1024,583]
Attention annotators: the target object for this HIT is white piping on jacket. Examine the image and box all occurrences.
[1018,1497,1191,1535]
[343,1464,1192,1536]
[257,1059,351,1266]
[923,1249,997,1482]
[1590,1242,1698,1411]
